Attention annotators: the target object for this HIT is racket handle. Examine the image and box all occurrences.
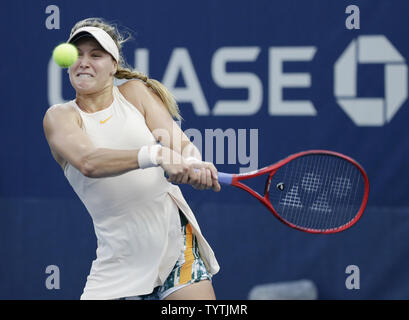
[164,169,233,185]
[217,172,233,185]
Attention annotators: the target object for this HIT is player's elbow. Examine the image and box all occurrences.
[79,157,97,178]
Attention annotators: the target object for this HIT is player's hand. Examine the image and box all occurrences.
[186,159,221,192]
[157,147,191,184]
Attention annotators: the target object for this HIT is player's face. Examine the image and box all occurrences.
[69,38,117,94]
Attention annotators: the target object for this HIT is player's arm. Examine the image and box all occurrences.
[119,80,199,157]
[43,104,141,178]
[119,80,220,191]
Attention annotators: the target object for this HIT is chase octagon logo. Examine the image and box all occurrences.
[334,35,408,126]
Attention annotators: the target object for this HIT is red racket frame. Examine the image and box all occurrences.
[229,150,369,234]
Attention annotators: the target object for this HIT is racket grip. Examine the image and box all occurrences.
[164,169,233,185]
[217,172,233,185]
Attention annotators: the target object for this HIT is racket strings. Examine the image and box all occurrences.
[269,154,365,232]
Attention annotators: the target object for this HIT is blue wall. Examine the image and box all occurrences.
[1,0,409,299]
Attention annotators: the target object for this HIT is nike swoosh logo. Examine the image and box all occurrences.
[100,115,112,124]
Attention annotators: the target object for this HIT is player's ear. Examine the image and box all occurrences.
[110,60,118,76]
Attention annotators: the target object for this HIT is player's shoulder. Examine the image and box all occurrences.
[118,79,150,103]
[118,78,147,93]
[118,79,147,116]
[46,101,75,113]
[43,101,81,126]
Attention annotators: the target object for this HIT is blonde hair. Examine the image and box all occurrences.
[70,18,181,120]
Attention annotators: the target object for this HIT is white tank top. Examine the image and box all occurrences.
[63,85,219,300]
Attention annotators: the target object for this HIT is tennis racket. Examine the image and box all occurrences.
[217,150,369,234]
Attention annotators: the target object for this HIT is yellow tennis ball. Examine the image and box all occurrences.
[52,43,78,68]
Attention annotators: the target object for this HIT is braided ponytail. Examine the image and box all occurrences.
[114,67,181,120]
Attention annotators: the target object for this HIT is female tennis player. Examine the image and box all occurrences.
[43,18,221,300]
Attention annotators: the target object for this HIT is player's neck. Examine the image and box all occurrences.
[75,85,114,113]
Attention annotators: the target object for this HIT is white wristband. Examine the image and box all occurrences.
[138,145,161,169]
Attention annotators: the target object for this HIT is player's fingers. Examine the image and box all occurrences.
[175,165,190,184]
[198,168,207,190]
[167,174,176,183]
[185,166,194,184]
[181,167,193,184]
[205,168,212,189]
[188,167,200,186]
[187,167,200,189]
[212,178,221,192]
[208,163,218,180]
[181,172,190,184]
[172,172,181,184]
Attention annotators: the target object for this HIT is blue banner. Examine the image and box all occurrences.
[1,0,408,299]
